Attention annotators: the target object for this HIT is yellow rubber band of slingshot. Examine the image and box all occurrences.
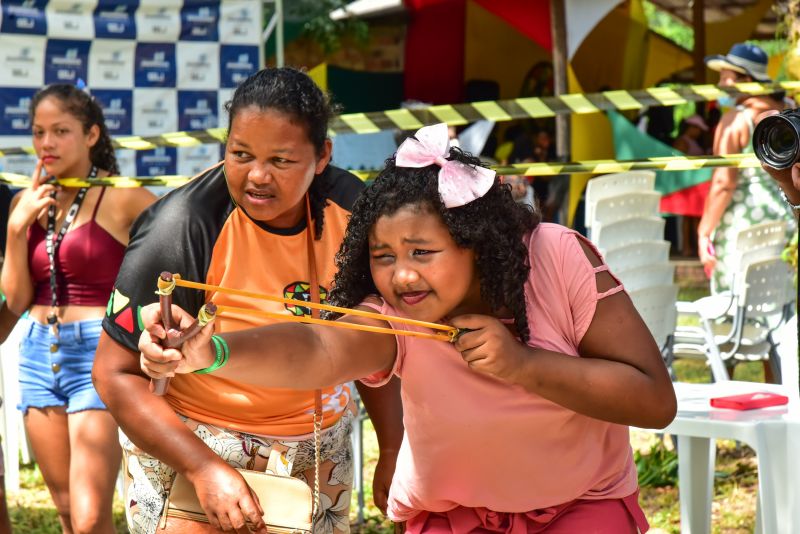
[213,304,454,343]
[155,275,177,296]
[197,304,216,327]
[171,277,456,334]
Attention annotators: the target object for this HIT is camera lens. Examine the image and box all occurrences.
[753,110,800,169]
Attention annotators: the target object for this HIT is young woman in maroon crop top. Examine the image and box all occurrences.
[0,84,155,534]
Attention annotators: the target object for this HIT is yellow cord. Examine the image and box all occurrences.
[214,304,453,343]
[171,276,456,334]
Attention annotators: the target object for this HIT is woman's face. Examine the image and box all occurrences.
[32,97,98,179]
[224,106,331,227]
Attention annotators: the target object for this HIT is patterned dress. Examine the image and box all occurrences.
[711,107,796,292]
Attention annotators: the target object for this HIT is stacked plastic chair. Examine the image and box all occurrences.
[584,171,678,358]
[672,220,794,382]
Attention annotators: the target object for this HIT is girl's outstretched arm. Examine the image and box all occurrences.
[451,237,676,430]
[138,302,398,389]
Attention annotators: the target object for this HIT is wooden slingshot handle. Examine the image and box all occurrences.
[150,272,216,396]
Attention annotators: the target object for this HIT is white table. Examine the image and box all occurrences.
[656,381,800,534]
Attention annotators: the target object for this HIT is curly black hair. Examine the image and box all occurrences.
[30,84,119,175]
[329,147,541,342]
[225,67,339,239]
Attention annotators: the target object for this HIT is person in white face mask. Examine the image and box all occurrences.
[697,42,795,295]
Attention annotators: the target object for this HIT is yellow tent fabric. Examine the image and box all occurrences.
[567,64,614,227]
[642,34,693,88]
[308,63,328,91]
[566,0,646,226]
[704,0,773,57]
[464,1,551,100]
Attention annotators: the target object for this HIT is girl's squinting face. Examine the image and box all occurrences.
[32,97,98,179]
[225,107,331,227]
[369,206,481,322]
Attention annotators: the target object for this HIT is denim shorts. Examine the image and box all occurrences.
[17,318,107,414]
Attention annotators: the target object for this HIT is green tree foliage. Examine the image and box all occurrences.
[642,0,693,51]
[266,0,369,54]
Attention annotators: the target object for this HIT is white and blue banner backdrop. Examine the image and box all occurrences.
[0,0,262,179]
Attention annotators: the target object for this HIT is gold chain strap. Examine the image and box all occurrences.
[312,408,322,519]
[306,193,323,521]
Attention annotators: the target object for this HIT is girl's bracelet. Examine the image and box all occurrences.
[194,335,230,374]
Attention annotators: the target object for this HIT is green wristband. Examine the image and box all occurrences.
[194,335,229,374]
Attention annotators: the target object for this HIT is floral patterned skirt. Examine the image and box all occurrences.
[121,407,355,534]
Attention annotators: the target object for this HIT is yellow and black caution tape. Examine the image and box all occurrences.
[0,81,797,157]
[0,153,762,188]
[0,129,228,157]
[0,173,193,188]
[351,153,760,180]
[330,82,800,135]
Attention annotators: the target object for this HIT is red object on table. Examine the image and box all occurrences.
[710,391,789,410]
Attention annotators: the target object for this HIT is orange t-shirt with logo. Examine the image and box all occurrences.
[102,162,364,436]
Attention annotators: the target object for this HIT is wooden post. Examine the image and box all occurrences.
[550,0,569,160]
[548,0,571,223]
[692,0,706,85]
[276,0,285,67]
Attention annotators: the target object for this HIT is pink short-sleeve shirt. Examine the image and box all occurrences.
[361,223,638,522]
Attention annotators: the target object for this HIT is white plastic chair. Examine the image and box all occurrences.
[674,255,794,383]
[603,240,670,273]
[712,220,789,295]
[593,216,666,254]
[584,171,656,233]
[615,262,675,293]
[589,192,662,241]
[628,284,679,351]
[672,221,791,374]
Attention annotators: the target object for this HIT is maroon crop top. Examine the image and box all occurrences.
[28,187,126,307]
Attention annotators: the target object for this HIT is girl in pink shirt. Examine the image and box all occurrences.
[139,123,676,533]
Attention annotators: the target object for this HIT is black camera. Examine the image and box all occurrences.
[752,108,800,169]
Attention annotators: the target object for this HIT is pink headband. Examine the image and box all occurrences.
[395,123,496,208]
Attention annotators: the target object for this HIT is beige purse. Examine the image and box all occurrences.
[160,195,325,532]
[163,453,315,533]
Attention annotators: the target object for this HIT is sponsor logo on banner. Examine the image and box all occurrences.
[136,146,177,176]
[220,45,258,88]
[0,0,48,34]
[178,144,221,176]
[135,5,180,42]
[180,2,218,41]
[114,148,137,179]
[0,36,44,86]
[176,42,219,88]
[0,88,36,135]
[46,1,95,39]
[1,152,38,174]
[44,39,90,84]
[217,88,235,128]
[89,41,135,87]
[135,42,176,87]
[178,91,218,130]
[133,89,177,135]
[94,1,137,40]
[219,2,258,43]
[93,89,133,135]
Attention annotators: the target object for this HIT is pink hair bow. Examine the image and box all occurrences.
[395,123,496,208]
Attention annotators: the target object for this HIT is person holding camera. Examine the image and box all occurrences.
[698,43,795,292]
[754,109,800,218]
